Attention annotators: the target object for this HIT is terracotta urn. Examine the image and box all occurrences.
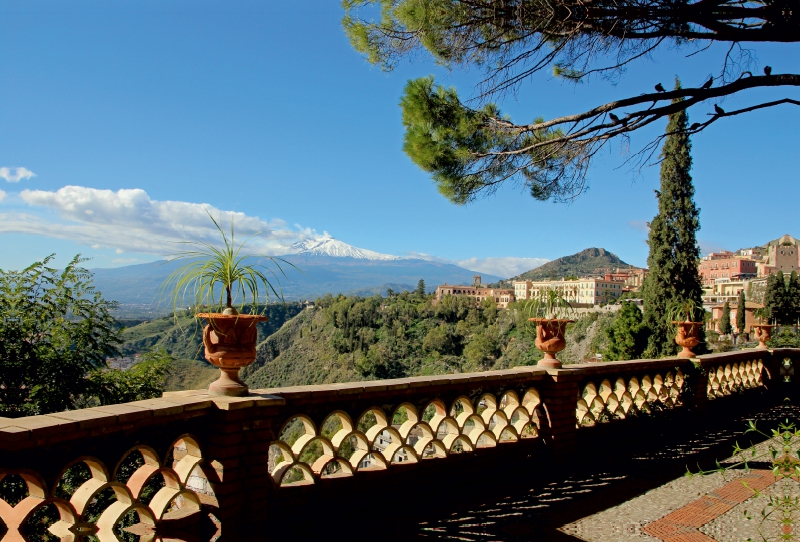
[196,313,268,396]
[529,318,574,369]
[752,323,775,350]
[672,321,703,358]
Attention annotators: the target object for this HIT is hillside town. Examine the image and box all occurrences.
[435,234,800,336]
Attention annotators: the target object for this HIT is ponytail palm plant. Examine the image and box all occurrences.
[160,211,291,316]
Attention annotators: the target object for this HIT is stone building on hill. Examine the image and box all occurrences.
[434,276,515,308]
[698,253,758,286]
[513,278,624,306]
[762,234,800,276]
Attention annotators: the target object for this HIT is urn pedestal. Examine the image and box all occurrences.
[196,313,268,396]
[529,318,574,369]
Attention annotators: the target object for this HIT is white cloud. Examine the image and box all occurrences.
[0,190,6,202]
[699,239,728,256]
[455,257,550,278]
[0,167,36,183]
[628,220,649,233]
[407,251,549,279]
[1,185,324,256]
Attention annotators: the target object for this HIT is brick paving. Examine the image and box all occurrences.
[639,471,774,541]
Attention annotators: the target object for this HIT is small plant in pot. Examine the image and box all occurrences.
[751,307,775,350]
[161,212,290,396]
[667,299,704,358]
[527,289,576,369]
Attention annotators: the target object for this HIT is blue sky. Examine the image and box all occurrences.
[2,1,798,278]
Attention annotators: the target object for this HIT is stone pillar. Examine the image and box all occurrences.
[538,368,582,458]
[202,399,283,526]
[689,361,710,417]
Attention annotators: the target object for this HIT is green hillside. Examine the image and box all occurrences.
[509,248,635,281]
[241,292,609,389]
[117,296,615,392]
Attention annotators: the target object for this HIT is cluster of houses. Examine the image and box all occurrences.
[433,234,800,335]
[702,234,800,334]
[434,267,648,309]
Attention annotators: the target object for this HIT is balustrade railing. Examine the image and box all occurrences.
[1,348,798,540]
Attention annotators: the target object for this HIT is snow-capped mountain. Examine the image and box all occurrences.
[291,237,403,261]
[89,236,502,310]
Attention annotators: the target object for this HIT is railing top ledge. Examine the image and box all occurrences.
[255,366,548,401]
[694,349,771,365]
[0,392,284,450]
[553,357,688,378]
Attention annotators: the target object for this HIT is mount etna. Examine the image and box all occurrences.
[90,237,502,313]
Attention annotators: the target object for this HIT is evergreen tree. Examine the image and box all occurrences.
[765,270,800,325]
[736,290,746,335]
[605,301,647,361]
[764,271,793,324]
[641,89,705,357]
[416,279,426,297]
[787,271,800,325]
[763,273,779,323]
[720,301,732,335]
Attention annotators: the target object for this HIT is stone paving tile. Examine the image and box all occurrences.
[641,471,774,541]
[700,479,800,542]
[560,470,749,542]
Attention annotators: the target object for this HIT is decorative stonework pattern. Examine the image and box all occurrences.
[270,389,542,487]
[576,370,686,426]
[706,359,764,399]
[0,436,211,541]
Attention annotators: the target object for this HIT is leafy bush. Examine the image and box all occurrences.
[0,255,170,417]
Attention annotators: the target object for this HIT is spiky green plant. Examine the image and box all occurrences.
[525,288,576,320]
[159,210,294,316]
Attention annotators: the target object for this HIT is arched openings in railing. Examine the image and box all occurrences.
[268,388,543,488]
[576,370,687,426]
[706,359,764,399]
[0,436,207,541]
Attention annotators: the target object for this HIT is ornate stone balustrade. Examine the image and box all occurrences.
[1,349,798,540]
[695,350,768,399]
[575,358,689,427]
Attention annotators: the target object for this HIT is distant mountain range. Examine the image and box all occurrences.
[89,237,501,312]
[507,248,636,282]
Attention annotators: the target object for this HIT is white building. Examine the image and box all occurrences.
[513,278,623,305]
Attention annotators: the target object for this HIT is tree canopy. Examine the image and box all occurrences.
[0,255,169,417]
[764,270,800,325]
[343,0,800,202]
[604,301,647,361]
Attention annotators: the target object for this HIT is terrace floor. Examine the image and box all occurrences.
[409,402,798,542]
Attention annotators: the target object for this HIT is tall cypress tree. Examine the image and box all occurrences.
[642,84,704,357]
[720,301,733,335]
[736,289,746,335]
[765,271,787,324]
